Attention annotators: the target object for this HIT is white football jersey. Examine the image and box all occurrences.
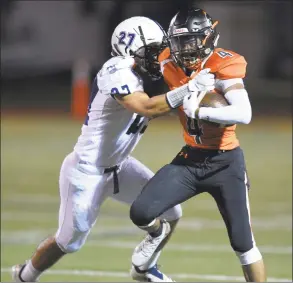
[73,56,149,168]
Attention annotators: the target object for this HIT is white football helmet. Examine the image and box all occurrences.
[111,16,167,80]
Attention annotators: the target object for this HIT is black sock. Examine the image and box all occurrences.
[149,221,163,238]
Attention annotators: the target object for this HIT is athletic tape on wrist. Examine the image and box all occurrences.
[166,84,194,109]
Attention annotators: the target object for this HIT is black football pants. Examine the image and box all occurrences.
[130,146,254,253]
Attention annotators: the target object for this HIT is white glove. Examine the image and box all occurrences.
[183,92,200,119]
[188,68,215,92]
[165,68,214,109]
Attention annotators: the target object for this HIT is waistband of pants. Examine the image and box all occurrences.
[185,145,238,154]
[76,159,121,174]
[77,160,120,194]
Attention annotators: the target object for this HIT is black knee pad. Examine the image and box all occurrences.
[130,200,154,226]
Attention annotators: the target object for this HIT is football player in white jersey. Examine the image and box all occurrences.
[12,17,214,282]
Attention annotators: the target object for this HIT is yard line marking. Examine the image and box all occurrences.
[2,194,58,204]
[1,230,292,255]
[2,211,292,231]
[1,268,291,282]
[82,240,292,255]
[3,193,292,212]
[1,212,58,221]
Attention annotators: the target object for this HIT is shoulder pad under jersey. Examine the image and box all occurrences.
[97,56,144,95]
[204,48,247,79]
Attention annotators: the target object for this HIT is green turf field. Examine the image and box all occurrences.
[1,114,292,282]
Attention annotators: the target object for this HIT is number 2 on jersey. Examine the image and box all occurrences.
[186,117,203,144]
[111,84,131,95]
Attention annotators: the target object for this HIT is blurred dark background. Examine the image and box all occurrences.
[1,0,292,114]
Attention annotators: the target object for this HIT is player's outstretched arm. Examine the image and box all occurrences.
[115,91,172,119]
[115,68,215,119]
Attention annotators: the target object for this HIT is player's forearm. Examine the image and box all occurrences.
[198,105,251,124]
[141,83,194,118]
[120,83,195,118]
[198,88,252,125]
[140,95,171,118]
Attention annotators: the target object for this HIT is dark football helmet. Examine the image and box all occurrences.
[132,42,167,81]
[168,8,220,69]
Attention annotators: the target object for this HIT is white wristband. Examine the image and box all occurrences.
[166,84,194,109]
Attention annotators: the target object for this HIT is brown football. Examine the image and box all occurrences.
[199,91,232,127]
[199,91,229,108]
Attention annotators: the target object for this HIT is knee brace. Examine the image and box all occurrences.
[236,246,263,265]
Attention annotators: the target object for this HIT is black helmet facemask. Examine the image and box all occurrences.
[132,42,167,81]
[130,24,168,81]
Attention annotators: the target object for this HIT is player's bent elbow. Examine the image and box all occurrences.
[241,109,252,124]
[241,114,252,124]
[236,105,252,125]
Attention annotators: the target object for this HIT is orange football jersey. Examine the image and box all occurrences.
[159,47,247,150]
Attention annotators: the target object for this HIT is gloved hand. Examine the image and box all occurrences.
[183,92,201,119]
[188,68,215,92]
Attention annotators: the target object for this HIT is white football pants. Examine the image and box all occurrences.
[55,152,182,253]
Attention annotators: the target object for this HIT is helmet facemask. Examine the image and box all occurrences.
[169,21,219,69]
[132,41,167,81]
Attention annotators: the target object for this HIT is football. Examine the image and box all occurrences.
[199,91,231,127]
[199,91,229,108]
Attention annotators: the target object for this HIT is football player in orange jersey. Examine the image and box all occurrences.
[130,7,267,282]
